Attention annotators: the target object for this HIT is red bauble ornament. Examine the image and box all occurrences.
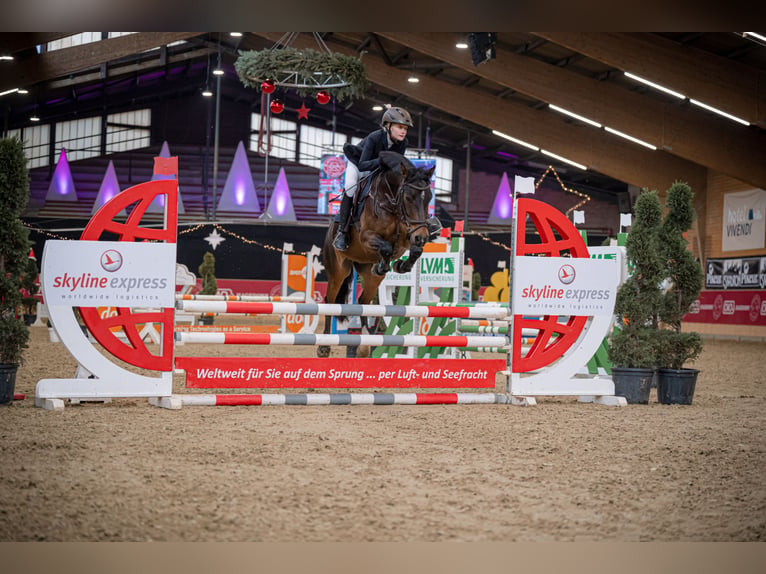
[261,79,275,94]
[270,99,284,114]
[316,90,331,105]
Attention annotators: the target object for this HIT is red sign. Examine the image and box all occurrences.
[176,357,506,389]
[683,290,766,326]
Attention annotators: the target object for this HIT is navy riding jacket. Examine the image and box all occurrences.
[345,128,407,172]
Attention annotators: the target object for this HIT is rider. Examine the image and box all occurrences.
[333,106,413,251]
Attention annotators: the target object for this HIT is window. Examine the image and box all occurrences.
[55,117,101,162]
[300,124,345,170]
[106,109,151,153]
[250,113,296,161]
[6,125,50,169]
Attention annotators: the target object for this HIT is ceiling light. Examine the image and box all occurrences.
[30,114,40,122]
[407,76,419,83]
[540,149,587,170]
[0,55,13,61]
[455,42,468,49]
[230,32,243,37]
[372,105,383,111]
[213,67,224,76]
[549,104,602,128]
[17,88,28,94]
[491,130,538,151]
[0,88,19,97]
[624,71,685,99]
[202,87,213,97]
[689,99,750,126]
[604,126,657,150]
[743,32,766,43]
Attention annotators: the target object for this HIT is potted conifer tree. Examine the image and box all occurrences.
[655,181,704,405]
[608,189,664,404]
[0,137,32,404]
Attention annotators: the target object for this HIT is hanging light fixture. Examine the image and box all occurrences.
[202,86,213,97]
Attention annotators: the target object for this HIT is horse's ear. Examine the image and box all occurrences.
[425,166,436,180]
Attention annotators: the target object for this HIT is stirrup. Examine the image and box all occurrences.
[333,231,349,251]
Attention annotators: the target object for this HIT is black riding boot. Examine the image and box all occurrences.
[426,216,443,241]
[333,194,353,251]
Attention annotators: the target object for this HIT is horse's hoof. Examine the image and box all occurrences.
[317,345,331,358]
[373,263,389,276]
[356,345,370,358]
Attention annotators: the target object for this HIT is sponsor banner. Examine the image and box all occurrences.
[176,357,506,389]
[684,290,766,326]
[42,240,176,307]
[317,154,347,215]
[722,189,766,251]
[174,325,279,333]
[705,256,766,290]
[419,252,460,287]
[512,256,619,316]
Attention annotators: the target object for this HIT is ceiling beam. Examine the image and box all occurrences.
[379,32,766,191]
[533,32,766,128]
[254,32,706,194]
[0,32,203,94]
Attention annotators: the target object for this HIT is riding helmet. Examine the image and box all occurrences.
[381,107,414,128]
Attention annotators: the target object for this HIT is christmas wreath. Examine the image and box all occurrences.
[234,47,367,102]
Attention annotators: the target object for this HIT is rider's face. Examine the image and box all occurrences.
[388,123,409,142]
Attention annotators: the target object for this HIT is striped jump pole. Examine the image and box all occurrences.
[177,300,511,320]
[175,332,508,348]
[177,293,306,302]
[459,324,509,335]
[178,392,509,406]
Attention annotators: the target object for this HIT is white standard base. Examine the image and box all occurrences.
[578,395,628,407]
[148,396,183,410]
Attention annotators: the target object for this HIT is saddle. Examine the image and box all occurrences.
[333,174,374,225]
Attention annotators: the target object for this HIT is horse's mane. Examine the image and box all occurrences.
[378,151,432,186]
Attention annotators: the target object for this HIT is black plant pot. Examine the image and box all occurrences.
[611,366,653,404]
[198,314,215,326]
[0,363,19,405]
[657,368,699,405]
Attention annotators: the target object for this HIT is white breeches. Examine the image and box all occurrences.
[344,163,360,197]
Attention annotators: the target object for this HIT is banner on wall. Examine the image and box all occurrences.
[317,154,347,215]
[684,290,766,326]
[705,256,766,290]
[722,189,766,251]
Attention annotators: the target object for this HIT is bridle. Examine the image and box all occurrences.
[375,172,431,239]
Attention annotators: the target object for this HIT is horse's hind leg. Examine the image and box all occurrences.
[353,267,385,358]
[317,249,353,358]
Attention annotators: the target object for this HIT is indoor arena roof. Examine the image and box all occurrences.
[2,32,766,200]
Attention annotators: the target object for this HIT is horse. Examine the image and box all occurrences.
[317,151,436,358]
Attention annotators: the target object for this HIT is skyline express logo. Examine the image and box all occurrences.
[52,248,168,294]
[519,263,610,305]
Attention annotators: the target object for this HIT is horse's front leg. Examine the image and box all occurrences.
[369,237,394,276]
[392,246,423,274]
